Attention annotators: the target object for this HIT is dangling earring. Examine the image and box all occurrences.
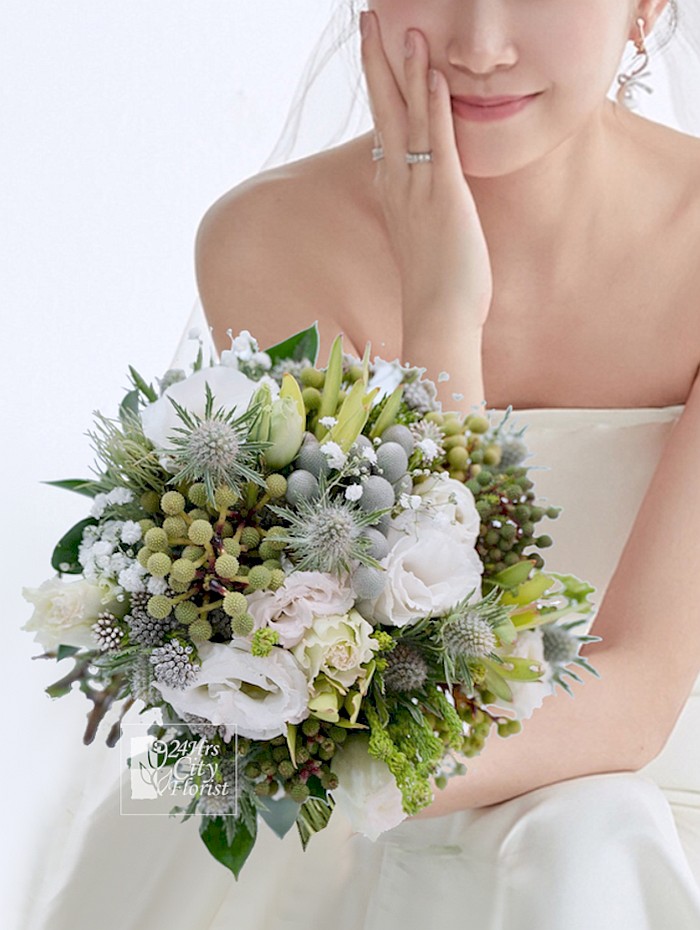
[616,17,653,110]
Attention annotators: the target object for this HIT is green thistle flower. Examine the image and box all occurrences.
[162,382,270,507]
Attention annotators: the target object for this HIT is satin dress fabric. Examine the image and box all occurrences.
[22,404,700,930]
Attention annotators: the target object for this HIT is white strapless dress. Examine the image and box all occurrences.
[21,404,700,930]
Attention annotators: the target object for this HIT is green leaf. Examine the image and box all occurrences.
[199,815,257,880]
[57,644,80,661]
[128,365,158,402]
[295,795,334,851]
[264,323,320,366]
[119,388,140,424]
[489,654,545,682]
[50,517,98,574]
[482,664,513,702]
[41,479,103,499]
[257,796,301,839]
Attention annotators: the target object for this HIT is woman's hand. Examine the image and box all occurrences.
[360,10,493,336]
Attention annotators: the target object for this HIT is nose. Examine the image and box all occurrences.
[445,1,518,78]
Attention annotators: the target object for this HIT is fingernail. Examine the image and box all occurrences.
[404,31,414,58]
[360,11,370,38]
[429,68,438,92]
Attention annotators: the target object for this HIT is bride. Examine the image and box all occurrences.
[24,1,700,928]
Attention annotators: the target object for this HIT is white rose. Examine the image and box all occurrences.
[412,474,481,542]
[22,577,103,651]
[140,366,259,451]
[330,734,407,840]
[359,511,483,628]
[291,609,378,690]
[153,638,309,741]
[245,571,355,648]
[494,629,555,721]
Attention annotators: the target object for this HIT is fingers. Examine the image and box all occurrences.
[360,11,408,177]
[427,68,465,188]
[403,29,432,194]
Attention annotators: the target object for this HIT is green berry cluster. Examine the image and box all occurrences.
[240,721,347,801]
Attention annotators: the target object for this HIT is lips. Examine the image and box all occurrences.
[452,94,538,107]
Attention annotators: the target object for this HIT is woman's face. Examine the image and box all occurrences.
[367,0,662,178]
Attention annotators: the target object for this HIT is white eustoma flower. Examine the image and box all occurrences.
[153,639,309,741]
[246,571,355,648]
[412,473,481,542]
[358,510,483,627]
[21,577,104,651]
[291,608,378,691]
[140,366,259,452]
[330,734,407,840]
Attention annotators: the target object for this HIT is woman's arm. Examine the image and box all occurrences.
[411,362,700,817]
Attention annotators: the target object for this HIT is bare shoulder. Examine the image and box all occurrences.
[195,136,376,363]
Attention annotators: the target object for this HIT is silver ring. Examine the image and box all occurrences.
[371,146,384,161]
[405,150,433,164]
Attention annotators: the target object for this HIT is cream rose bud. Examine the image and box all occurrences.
[245,571,355,649]
[494,629,555,721]
[140,366,259,451]
[357,510,483,628]
[330,734,407,840]
[291,609,378,691]
[22,577,104,651]
[153,639,309,742]
[412,473,481,542]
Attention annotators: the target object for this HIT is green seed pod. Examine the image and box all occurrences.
[188,508,210,521]
[247,565,272,591]
[144,527,169,552]
[264,527,288,551]
[147,551,172,577]
[240,526,261,550]
[161,490,185,515]
[137,546,153,568]
[222,538,241,557]
[215,554,240,579]
[214,484,239,510]
[269,568,286,591]
[300,367,325,389]
[140,490,161,514]
[174,601,199,624]
[265,474,288,499]
[244,761,261,779]
[466,414,490,434]
[189,617,213,641]
[169,578,191,594]
[187,483,209,508]
[535,534,553,548]
[188,519,214,545]
[277,760,296,779]
[223,591,248,618]
[443,433,467,450]
[447,446,469,470]
[170,557,197,584]
[302,717,321,736]
[301,386,322,411]
[147,595,172,619]
[138,518,156,534]
[181,545,205,561]
[231,612,254,637]
[288,781,310,802]
[163,515,188,540]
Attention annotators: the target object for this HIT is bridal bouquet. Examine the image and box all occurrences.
[22,322,600,877]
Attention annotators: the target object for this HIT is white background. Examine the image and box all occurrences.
[1,1,684,926]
